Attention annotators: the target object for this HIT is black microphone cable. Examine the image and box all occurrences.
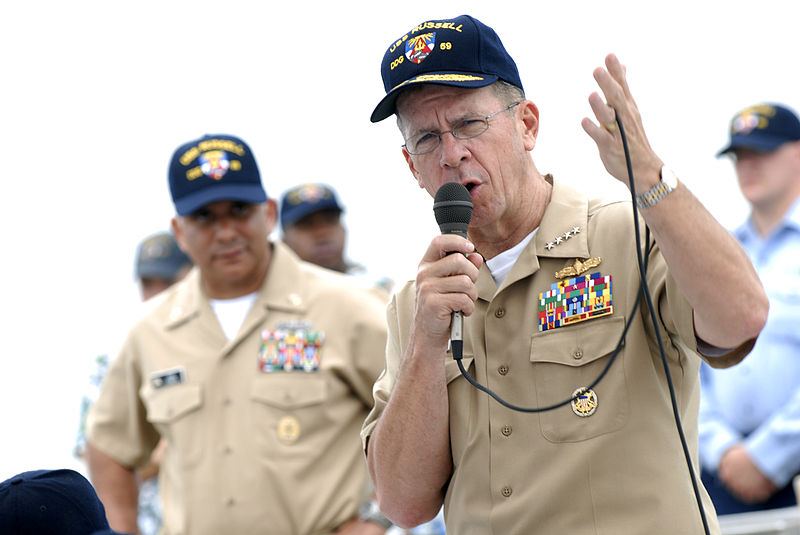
[450,113,711,535]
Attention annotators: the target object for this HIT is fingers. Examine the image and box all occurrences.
[603,53,631,100]
[582,53,661,184]
[590,54,635,128]
[414,236,481,339]
[418,236,481,305]
[588,92,618,133]
[581,91,619,149]
[422,234,476,260]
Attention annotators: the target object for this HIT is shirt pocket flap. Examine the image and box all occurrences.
[530,316,625,366]
[250,376,327,409]
[146,384,203,424]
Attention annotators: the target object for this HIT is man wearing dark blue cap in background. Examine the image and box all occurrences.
[85,134,391,534]
[699,103,800,514]
[134,231,193,301]
[360,14,769,535]
[280,183,350,273]
[280,183,394,299]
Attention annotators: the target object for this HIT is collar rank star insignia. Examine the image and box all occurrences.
[544,226,581,251]
[571,387,598,417]
[538,272,613,332]
[258,327,324,373]
[555,257,602,279]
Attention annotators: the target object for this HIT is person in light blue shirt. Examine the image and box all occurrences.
[700,102,800,514]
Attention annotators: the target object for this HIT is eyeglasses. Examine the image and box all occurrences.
[403,101,521,155]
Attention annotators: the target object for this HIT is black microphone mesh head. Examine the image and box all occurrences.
[433,182,473,236]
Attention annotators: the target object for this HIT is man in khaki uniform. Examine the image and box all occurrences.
[86,134,391,535]
[361,15,769,535]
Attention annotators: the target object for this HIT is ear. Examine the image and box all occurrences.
[791,140,800,168]
[171,217,188,252]
[518,100,540,151]
[264,199,278,234]
[402,147,426,189]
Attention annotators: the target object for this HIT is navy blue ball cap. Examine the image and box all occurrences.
[168,133,267,215]
[135,230,192,280]
[371,14,523,123]
[0,469,122,535]
[280,183,344,230]
[717,103,800,157]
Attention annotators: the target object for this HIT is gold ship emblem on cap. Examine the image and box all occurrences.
[556,257,602,279]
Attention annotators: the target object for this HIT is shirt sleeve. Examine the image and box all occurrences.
[361,288,407,453]
[86,333,159,468]
[745,385,800,486]
[697,362,743,471]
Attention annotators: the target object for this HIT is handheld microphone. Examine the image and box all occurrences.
[433,182,473,359]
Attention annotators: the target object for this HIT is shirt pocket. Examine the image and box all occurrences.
[143,383,204,467]
[530,316,628,443]
[250,375,330,456]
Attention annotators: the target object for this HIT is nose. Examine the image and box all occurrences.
[438,131,470,169]
[213,216,238,242]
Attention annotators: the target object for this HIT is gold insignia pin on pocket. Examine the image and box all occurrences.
[571,387,598,417]
[277,415,301,444]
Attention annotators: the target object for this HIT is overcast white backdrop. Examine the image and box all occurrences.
[2,0,798,480]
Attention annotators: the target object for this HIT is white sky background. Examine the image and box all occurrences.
[1,0,798,479]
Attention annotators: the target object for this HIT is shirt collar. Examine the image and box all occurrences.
[534,176,591,259]
[735,196,800,243]
[163,241,307,329]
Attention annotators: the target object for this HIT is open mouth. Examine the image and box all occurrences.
[463,180,481,194]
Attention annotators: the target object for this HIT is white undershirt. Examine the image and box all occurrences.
[485,229,537,288]
[210,292,258,340]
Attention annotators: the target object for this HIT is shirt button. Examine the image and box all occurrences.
[501,486,512,498]
[223,397,232,406]
[226,497,236,506]
[498,365,509,376]
[501,425,512,437]
[494,307,506,318]
[573,349,583,360]
[223,446,232,455]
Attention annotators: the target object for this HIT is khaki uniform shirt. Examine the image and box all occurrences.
[89,242,388,535]
[362,179,753,535]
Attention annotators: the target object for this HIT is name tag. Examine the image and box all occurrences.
[150,367,186,389]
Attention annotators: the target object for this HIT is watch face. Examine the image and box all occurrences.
[661,166,678,188]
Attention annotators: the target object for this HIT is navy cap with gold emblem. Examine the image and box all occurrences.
[717,103,800,157]
[134,231,191,281]
[279,183,344,230]
[371,14,523,123]
[168,134,267,215]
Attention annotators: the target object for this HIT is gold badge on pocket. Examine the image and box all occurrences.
[571,387,598,417]
[277,415,301,444]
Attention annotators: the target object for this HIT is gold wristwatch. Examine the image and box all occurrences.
[635,165,678,209]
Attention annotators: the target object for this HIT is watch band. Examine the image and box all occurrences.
[635,167,678,209]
